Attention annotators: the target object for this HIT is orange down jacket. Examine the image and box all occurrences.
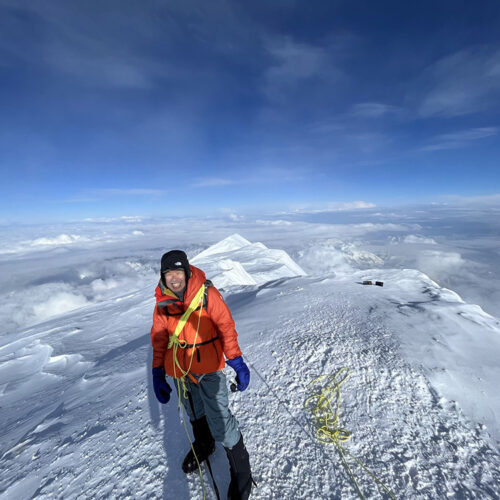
[150,265,242,379]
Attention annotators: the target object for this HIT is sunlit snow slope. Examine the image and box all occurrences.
[191,234,306,289]
[1,235,499,499]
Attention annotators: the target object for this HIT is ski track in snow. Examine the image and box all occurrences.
[1,249,500,498]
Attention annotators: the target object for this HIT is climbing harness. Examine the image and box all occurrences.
[169,284,205,390]
[305,368,396,500]
[158,279,212,315]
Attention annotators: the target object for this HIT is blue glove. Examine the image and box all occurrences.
[152,367,172,404]
[226,356,250,392]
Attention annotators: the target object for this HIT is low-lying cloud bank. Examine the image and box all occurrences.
[0,258,158,333]
[0,202,499,333]
[29,234,88,247]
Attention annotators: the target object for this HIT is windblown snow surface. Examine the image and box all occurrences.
[1,234,500,499]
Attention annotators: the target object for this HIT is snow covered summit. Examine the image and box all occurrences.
[2,232,500,499]
[191,234,306,289]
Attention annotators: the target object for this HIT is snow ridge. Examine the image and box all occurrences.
[191,234,306,289]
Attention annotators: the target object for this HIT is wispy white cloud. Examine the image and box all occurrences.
[0,1,154,88]
[287,200,376,214]
[83,216,145,223]
[192,177,236,188]
[63,196,100,203]
[416,250,466,278]
[415,46,500,117]
[93,188,166,196]
[325,201,376,211]
[64,189,165,203]
[191,166,307,188]
[350,102,402,118]
[259,166,306,182]
[261,35,349,103]
[343,131,393,154]
[0,0,220,89]
[264,38,327,88]
[45,47,157,89]
[441,193,500,206]
[422,127,498,151]
[403,234,438,245]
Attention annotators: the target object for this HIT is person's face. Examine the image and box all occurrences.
[164,269,186,294]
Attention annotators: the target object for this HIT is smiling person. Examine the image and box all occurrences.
[150,250,253,500]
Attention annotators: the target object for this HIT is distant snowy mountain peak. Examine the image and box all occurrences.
[193,233,252,260]
[191,234,306,289]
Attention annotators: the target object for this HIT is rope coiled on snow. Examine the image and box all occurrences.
[305,368,397,500]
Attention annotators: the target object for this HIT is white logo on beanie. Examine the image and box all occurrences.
[175,261,182,266]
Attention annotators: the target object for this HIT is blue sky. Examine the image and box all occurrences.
[1,0,500,222]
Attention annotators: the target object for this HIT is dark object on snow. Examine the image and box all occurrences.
[182,416,216,474]
[360,280,384,287]
[225,434,254,500]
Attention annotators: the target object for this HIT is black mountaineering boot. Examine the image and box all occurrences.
[182,416,216,474]
[224,434,253,500]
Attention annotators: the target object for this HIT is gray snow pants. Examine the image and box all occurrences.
[174,370,241,449]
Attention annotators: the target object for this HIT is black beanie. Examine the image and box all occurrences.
[160,250,190,281]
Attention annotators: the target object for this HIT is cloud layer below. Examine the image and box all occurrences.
[1,202,499,335]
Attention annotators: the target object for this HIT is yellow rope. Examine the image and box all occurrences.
[305,368,397,500]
